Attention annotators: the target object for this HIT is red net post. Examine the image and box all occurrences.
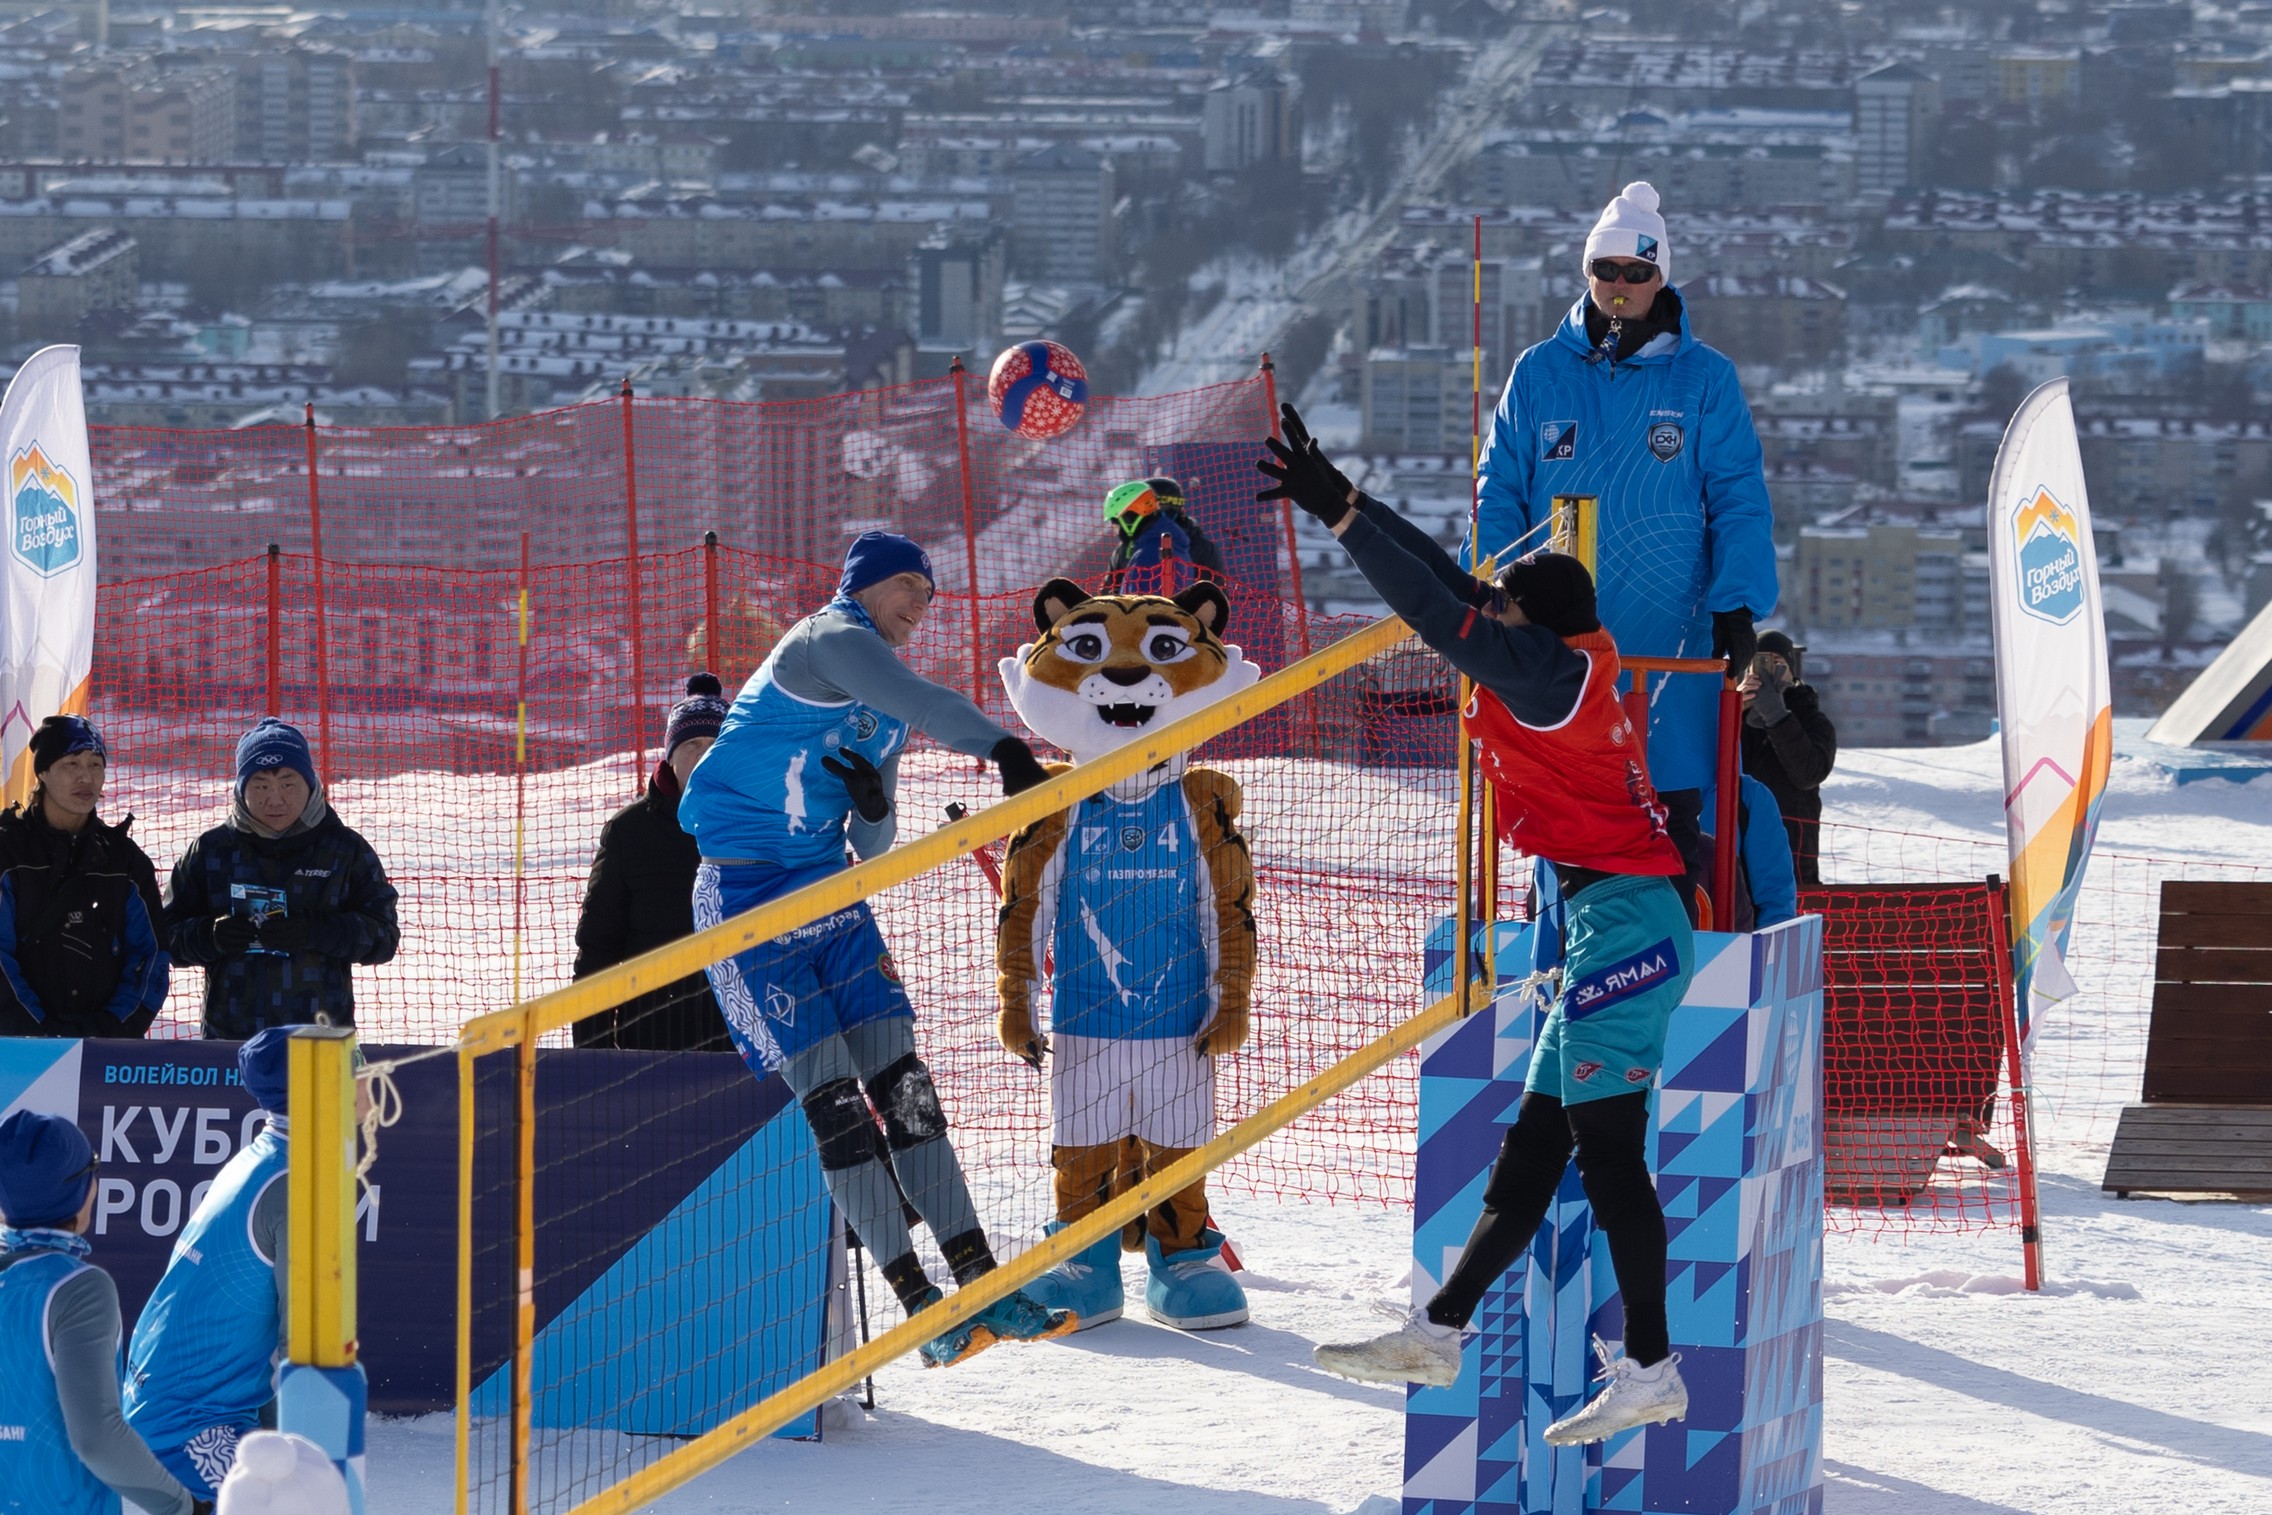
[1985,873,2045,1288]
[302,404,334,784]
[1258,354,1311,662]
[619,378,648,790]
[1712,684,1740,926]
[948,355,985,707]
[702,530,721,677]
[265,543,282,718]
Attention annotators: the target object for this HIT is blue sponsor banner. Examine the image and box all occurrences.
[0,1038,831,1436]
[1405,916,1824,1514]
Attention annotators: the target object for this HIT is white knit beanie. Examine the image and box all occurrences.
[215,1431,350,1515]
[1583,181,1669,282]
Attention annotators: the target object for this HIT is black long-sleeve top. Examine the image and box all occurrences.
[1334,497,1590,728]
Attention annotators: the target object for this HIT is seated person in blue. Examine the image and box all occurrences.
[124,1030,299,1500]
[0,1110,203,1515]
[1697,772,1798,931]
[679,531,1072,1367]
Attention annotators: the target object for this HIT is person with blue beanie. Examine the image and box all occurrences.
[124,1029,300,1502]
[680,530,1071,1366]
[1,714,170,1038]
[163,720,399,1039]
[0,1109,204,1515]
[1471,182,1778,919]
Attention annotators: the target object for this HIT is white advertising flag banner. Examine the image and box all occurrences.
[1,345,99,806]
[1986,376,2113,1037]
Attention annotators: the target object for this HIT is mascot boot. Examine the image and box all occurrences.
[1145,1225,1249,1331]
[1022,1219,1126,1330]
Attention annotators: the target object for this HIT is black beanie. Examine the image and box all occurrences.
[29,715,106,776]
[664,673,729,760]
[1495,551,1599,637]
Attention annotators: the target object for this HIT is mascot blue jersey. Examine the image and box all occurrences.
[124,1122,287,1463]
[1046,781,1212,1041]
[1471,292,1777,791]
[679,601,912,884]
[0,1251,116,1515]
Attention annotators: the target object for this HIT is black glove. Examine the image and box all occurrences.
[1744,653,1790,728]
[1256,402,1358,529]
[1711,609,1756,684]
[192,1501,215,1515]
[255,914,316,953]
[211,914,260,956]
[990,737,1050,797]
[819,749,891,823]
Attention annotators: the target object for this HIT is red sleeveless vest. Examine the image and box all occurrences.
[1462,628,1685,876]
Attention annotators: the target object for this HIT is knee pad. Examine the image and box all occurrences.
[869,1053,947,1149]
[801,1077,880,1172]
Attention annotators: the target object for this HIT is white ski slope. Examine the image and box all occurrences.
[342,732,2272,1514]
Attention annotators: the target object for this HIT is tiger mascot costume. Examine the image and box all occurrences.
[995,576,1260,1330]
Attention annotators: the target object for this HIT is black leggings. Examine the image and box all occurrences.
[1424,1089,1670,1366]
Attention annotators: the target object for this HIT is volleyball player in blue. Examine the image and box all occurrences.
[1,1110,203,1515]
[123,1029,296,1500]
[680,531,1074,1366]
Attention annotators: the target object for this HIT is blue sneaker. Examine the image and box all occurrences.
[911,1286,988,1369]
[1022,1220,1126,1330]
[1145,1226,1249,1330]
[970,1286,1079,1346]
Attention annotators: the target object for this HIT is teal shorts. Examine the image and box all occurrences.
[1526,873,1695,1105]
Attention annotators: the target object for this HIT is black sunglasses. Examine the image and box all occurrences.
[1590,260,1661,285]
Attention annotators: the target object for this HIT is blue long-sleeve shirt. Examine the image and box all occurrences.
[1472,289,1778,790]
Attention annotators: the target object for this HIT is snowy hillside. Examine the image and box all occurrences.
[320,734,2272,1513]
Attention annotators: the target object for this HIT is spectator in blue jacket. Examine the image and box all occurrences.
[1472,181,1778,914]
[163,720,398,1039]
[1697,773,1799,932]
[0,716,169,1038]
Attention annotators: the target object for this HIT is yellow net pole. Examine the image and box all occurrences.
[512,1009,536,1515]
[1471,213,1498,984]
[512,532,530,1003]
[286,1027,358,1367]
[565,982,1478,1515]
[454,1044,475,1515]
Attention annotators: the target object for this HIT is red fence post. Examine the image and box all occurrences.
[302,405,333,785]
[1711,685,1740,926]
[948,356,985,709]
[619,377,647,790]
[703,530,721,677]
[1985,873,2045,1289]
[1259,353,1313,663]
[265,543,282,718]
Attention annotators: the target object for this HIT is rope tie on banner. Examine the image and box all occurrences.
[352,1046,450,1189]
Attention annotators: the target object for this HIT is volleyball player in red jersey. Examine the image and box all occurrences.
[1261,404,1697,1446]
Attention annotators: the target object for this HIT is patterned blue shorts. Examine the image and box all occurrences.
[694,862,914,1073]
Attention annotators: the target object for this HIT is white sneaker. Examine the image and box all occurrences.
[1542,1339,1688,1445]
[1313,1308,1464,1387]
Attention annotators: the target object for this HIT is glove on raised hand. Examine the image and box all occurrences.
[1256,403,1358,529]
[819,749,891,823]
[990,737,1050,797]
[1711,609,1757,684]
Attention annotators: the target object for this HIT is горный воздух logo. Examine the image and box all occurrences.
[10,442,82,577]
[2013,486,2085,624]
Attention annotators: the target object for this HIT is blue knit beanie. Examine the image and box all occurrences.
[838,532,935,598]
[664,673,730,760]
[234,718,319,798]
[0,1110,96,1229]
[239,1027,295,1114]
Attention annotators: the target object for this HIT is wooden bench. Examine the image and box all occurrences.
[2103,881,2272,1198]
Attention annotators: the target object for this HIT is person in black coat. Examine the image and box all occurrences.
[163,719,399,1039]
[571,675,733,1050]
[0,716,168,1038]
[1738,631,1837,886]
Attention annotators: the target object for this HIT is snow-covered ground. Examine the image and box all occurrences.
[333,732,2272,1513]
